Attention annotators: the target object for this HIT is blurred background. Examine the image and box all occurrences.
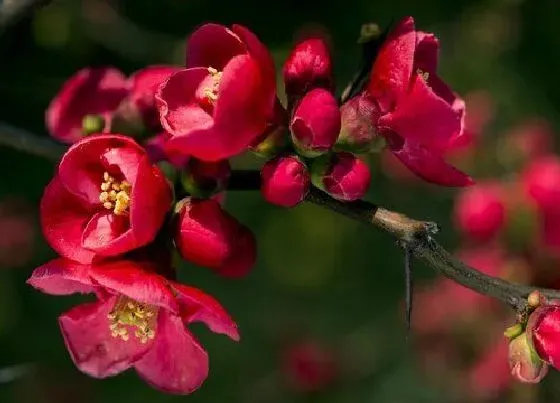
[2,0,560,402]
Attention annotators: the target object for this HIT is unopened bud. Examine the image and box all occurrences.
[261,155,310,207]
[82,114,105,135]
[508,332,548,383]
[336,93,383,154]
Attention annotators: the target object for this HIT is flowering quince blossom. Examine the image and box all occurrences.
[261,155,310,207]
[157,23,277,161]
[46,66,180,144]
[41,134,172,263]
[27,256,239,394]
[366,17,472,186]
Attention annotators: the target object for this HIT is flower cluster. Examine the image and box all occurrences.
[31,18,473,394]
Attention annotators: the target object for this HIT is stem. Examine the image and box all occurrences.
[1,122,557,312]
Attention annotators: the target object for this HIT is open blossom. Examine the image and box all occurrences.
[41,134,172,263]
[157,24,277,161]
[27,257,239,394]
[46,66,180,144]
[174,198,256,278]
[367,17,472,186]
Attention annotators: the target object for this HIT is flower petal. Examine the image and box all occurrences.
[186,23,246,70]
[368,16,416,112]
[81,211,132,255]
[156,68,213,137]
[27,258,95,295]
[389,136,474,187]
[415,32,439,73]
[135,311,209,395]
[100,141,144,184]
[59,297,152,378]
[379,74,461,153]
[172,283,240,341]
[46,68,128,144]
[88,260,178,312]
[40,176,96,264]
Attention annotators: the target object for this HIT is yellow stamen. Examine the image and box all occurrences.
[417,68,430,82]
[99,171,132,215]
[203,66,222,103]
[107,296,158,344]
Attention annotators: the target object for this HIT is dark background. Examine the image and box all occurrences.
[0,0,559,402]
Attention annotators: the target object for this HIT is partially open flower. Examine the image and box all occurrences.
[40,134,172,263]
[158,24,277,161]
[290,88,341,158]
[27,256,239,394]
[261,155,310,207]
[283,37,332,99]
[311,152,371,201]
[174,198,256,278]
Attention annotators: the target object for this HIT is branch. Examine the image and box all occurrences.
[0,120,557,312]
[0,0,52,34]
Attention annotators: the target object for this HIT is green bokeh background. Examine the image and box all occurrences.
[1,0,559,402]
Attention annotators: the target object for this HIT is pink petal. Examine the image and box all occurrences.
[101,145,143,185]
[389,136,474,187]
[46,68,128,144]
[186,23,246,70]
[129,157,172,246]
[379,74,461,153]
[129,65,182,101]
[156,68,213,137]
[59,297,151,378]
[81,211,132,255]
[172,283,240,341]
[88,260,178,312]
[415,32,439,73]
[27,258,95,295]
[40,176,96,264]
[368,17,416,112]
[134,311,209,395]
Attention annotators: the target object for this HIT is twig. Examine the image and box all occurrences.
[0,0,52,34]
[0,121,557,313]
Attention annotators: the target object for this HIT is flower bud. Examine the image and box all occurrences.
[526,301,560,371]
[174,198,256,278]
[522,155,560,214]
[181,159,230,199]
[311,152,371,201]
[283,38,332,98]
[261,155,310,207]
[508,332,548,383]
[282,341,337,392]
[291,89,341,158]
[453,182,506,242]
[336,93,383,153]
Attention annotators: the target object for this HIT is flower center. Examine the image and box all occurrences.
[99,172,131,215]
[416,68,430,82]
[107,296,158,344]
[203,67,222,103]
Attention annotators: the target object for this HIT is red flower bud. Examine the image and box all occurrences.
[336,93,383,153]
[527,302,560,370]
[283,38,332,98]
[311,152,371,201]
[453,182,506,242]
[291,89,341,158]
[522,155,560,214]
[261,155,310,207]
[508,332,548,384]
[181,159,231,198]
[175,199,256,278]
[282,341,337,392]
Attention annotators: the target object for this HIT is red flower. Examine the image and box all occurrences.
[282,341,337,392]
[290,88,341,157]
[261,155,310,207]
[454,182,506,242]
[522,155,560,214]
[527,301,560,370]
[311,152,371,201]
[283,37,332,99]
[174,198,256,278]
[157,24,277,161]
[46,68,128,144]
[46,66,180,144]
[27,257,239,394]
[41,134,172,263]
[367,17,472,187]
